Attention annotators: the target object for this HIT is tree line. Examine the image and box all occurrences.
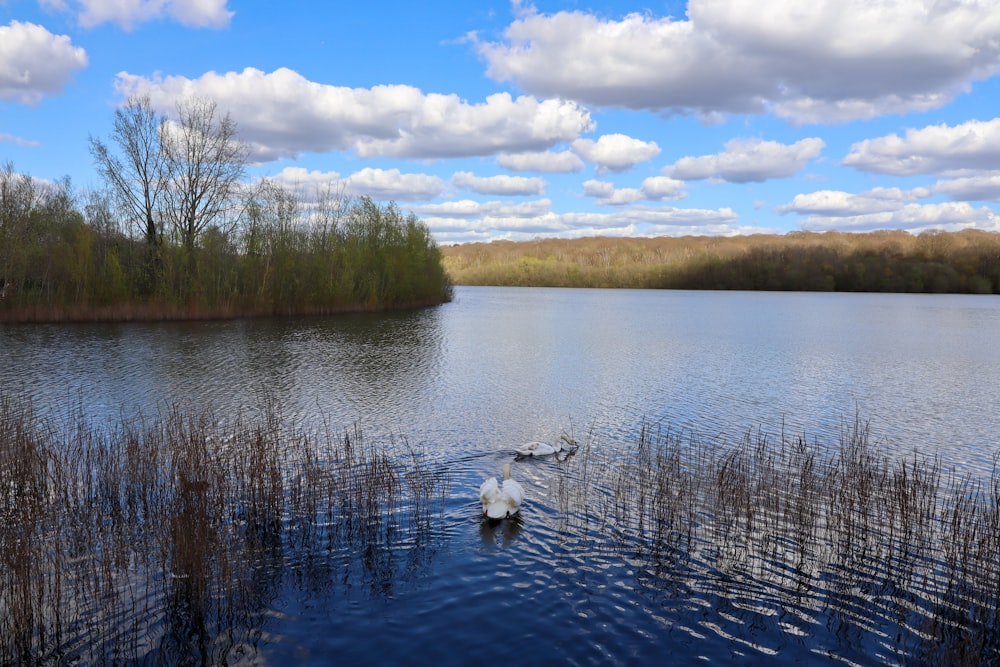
[0,96,451,322]
[441,229,1000,294]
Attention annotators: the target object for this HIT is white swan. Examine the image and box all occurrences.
[515,435,578,458]
[515,440,560,457]
[479,463,524,519]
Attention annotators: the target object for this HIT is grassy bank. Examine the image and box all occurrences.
[441,229,1000,293]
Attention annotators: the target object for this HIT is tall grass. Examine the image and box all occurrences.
[6,393,1000,663]
[554,418,1000,664]
[0,396,449,664]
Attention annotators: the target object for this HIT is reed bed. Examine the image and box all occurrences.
[0,396,449,665]
[5,392,1000,664]
[554,419,1000,665]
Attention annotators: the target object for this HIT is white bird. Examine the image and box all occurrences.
[515,435,578,458]
[515,440,560,457]
[479,463,524,519]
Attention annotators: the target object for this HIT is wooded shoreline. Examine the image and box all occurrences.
[441,229,1000,294]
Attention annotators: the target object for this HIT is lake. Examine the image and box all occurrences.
[2,286,999,665]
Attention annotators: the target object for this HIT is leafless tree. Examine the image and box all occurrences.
[160,97,248,252]
[88,95,169,249]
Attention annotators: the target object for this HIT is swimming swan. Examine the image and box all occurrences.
[515,441,559,457]
[515,435,578,458]
[480,463,524,519]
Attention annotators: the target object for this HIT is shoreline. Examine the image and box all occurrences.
[0,295,452,325]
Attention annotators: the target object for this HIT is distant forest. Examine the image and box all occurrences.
[0,96,451,323]
[441,229,1000,294]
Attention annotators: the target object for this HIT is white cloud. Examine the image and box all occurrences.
[778,187,926,216]
[452,171,546,196]
[272,166,444,202]
[411,199,552,219]
[778,185,999,232]
[571,133,661,172]
[0,132,41,147]
[0,21,87,105]
[932,175,1000,202]
[424,204,743,243]
[497,150,584,173]
[799,202,1000,233]
[843,119,1000,176]
[582,179,614,198]
[666,137,825,183]
[44,0,233,29]
[584,176,686,205]
[599,188,645,206]
[478,0,1000,123]
[344,168,445,202]
[115,67,594,162]
[640,176,686,201]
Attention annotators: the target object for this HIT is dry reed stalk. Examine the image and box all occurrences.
[0,395,450,664]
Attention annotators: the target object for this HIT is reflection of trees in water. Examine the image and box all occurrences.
[0,398,450,664]
[551,419,1000,664]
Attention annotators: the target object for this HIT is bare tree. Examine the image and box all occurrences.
[160,97,248,252]
[88,95,169,249]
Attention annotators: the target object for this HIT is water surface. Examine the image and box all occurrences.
[2,286,999,665]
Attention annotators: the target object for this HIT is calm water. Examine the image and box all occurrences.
[3,286,1000,664]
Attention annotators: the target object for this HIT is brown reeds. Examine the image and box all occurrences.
[553,417,1000,664]
[0,396,449,664]
[6,393,999,663]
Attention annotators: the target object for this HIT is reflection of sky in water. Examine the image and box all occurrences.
[4,288,1000,665]
[2,288,998,474]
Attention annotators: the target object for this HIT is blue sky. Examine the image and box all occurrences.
[4,0,1000,244]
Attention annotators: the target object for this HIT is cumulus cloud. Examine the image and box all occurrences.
[640,176,686,201]
[777,187,927,216]
[584,176,686,205]
[777,185,997,232]
[571,133,661,172]
[343,168,445,201]
[496,150,584,173]
[42,0,233,29]
[115,67,594,162]
[582,179,615,198]
[666,137,824,183]
[0,21,88,105]
[410,199,552,219]
[932,175,1000,202]
[477,0,1000,123]
[424,204,743,244]
[452,171,546,196]
[843,119,1000,176]
[798,202,1000,233]
[272,166,445,202]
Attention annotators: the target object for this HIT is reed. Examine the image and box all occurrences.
[5,393,999,663]
[553,417,1000,664]
[0,396,449,664]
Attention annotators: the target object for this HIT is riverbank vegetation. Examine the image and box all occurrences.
[441,229,1000,293]
[556,420,1000,664]
[0,396,450,663]
[3,396,997,663]
[0,96,451,323]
